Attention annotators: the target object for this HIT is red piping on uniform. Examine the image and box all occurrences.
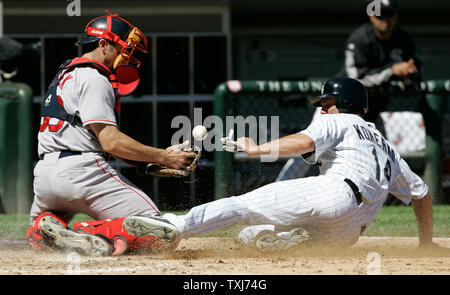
[56,96,64,107]
[83,119,117,125]
[95,159,160,214]
[58,74,73,89]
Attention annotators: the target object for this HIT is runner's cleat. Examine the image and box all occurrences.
[255,228,310,252]
[123,215,180,243]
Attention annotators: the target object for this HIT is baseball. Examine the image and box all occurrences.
[192,125,208,141]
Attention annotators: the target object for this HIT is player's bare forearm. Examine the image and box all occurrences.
[238,133,315,158]
[411,194,433,246]
[90,124,196,169]
[90,123,166,162]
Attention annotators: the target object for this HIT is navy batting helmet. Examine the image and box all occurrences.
[310,77,368,114]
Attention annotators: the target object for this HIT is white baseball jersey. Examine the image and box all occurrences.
[300,113,427,204]
[37,67,118,156]
[164,113,428,246]
[31,65,159,224]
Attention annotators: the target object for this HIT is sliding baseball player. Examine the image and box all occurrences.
[145,77,436,251]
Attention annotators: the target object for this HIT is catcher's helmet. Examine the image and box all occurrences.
[76,11,148,68]
[310,77,368,114]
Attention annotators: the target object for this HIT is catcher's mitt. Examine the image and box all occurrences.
[136,147,201,178]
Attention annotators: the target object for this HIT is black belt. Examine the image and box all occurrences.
[39,150,82,161]
[344,178,363,206]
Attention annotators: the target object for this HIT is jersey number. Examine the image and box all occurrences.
[40,117,64,132]
[371,148,391,182]
[40,95,65,133]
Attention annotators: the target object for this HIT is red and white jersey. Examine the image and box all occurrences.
[38,67,118,156]
[300,113,428,204]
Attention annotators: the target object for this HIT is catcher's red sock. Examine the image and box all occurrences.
[26,212,69,251]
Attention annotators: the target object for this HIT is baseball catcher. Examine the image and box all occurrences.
[26,11,196,256]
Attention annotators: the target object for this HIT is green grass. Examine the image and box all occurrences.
[363,205,450,237]
[1,205,450,239]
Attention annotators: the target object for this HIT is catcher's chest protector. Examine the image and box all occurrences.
[40,57,122,127]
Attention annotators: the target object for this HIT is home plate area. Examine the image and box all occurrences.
[0,236,449,275]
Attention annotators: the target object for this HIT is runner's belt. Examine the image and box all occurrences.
[344,178,363,205]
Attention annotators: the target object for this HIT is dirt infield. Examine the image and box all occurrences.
[0,237,449,275]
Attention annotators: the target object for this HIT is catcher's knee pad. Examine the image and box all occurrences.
[26,212,69,251]
[73,217,170,255]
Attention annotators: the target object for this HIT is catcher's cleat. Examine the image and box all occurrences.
[123,215,180,244]
[26,212,70,251]
[38,216,111,256]
[255,228,310,252]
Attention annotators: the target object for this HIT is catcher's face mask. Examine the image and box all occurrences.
[82,12,149,69]
[80,12,149,96]
[113,27,148,69]
[112,26,147,96]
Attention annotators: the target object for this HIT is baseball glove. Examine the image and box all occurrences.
[136,147,201,178]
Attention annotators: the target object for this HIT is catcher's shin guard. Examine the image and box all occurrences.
[26,212,70,251]
[73,215,180,255]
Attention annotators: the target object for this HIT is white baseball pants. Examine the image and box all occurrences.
[165,174,375,246]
